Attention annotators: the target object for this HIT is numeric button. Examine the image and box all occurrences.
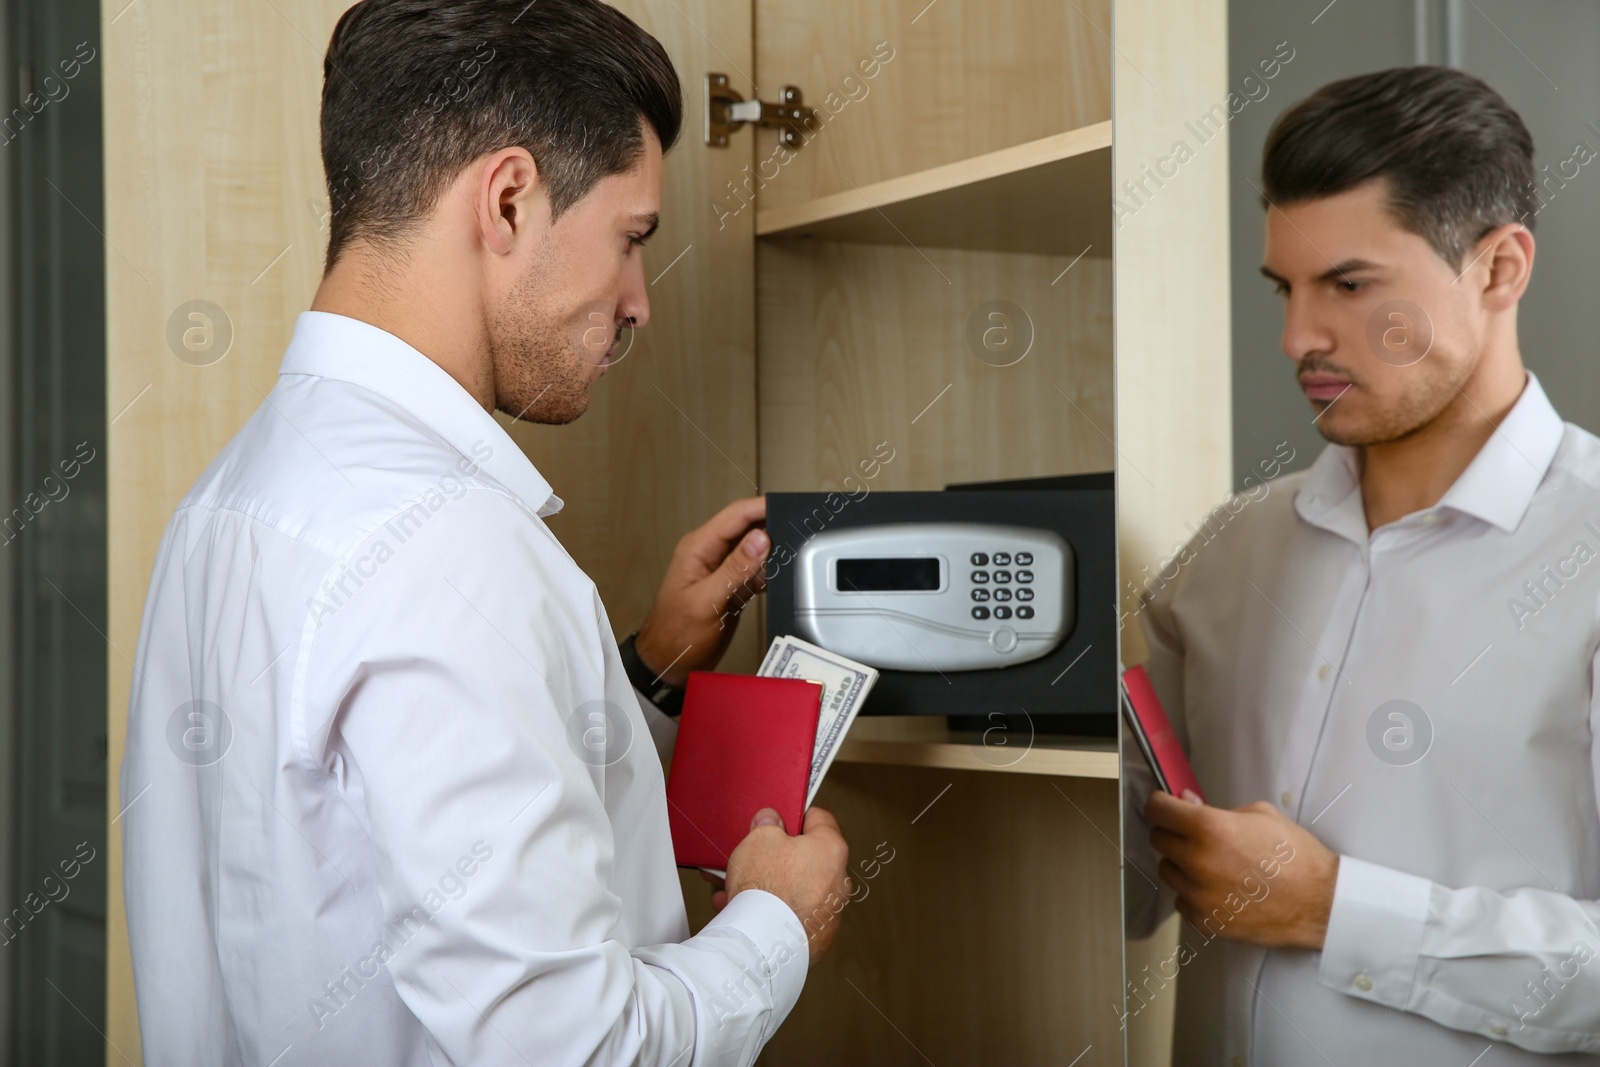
[993,606,1012,620]
[992,551,1011,566]
[1016,569,1033,584]
[993,588,1012,602]
[971,570,989,584]
[970,552,988,566]
[1016,587,1033,602]
[1015,552,1033,565]
[971,588,990,602]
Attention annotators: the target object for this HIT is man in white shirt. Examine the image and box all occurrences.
[119,1,849,1064]
[1131,66,1600,1062]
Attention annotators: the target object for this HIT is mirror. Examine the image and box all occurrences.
[1122,1,1600,1064]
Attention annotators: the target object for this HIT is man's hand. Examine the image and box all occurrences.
[1146,790,1339,950]
[635,497,769,688]
[722,806,851,964]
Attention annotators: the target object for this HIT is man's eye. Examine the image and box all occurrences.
[1336,279,1364,293]
[628,234,650,250]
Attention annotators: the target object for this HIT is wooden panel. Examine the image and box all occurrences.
[756,126,1112,256]
[684,765,1124,1066]
[757,241,1113,492]
[103,0,757,1061]
[837,718,1118,779]
[1111,0,1232,659]
[1112,3,1233,1066]
[751,0,1111,211]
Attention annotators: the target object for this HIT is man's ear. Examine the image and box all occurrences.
[1470,221,1535,312]
[476,147,546,256]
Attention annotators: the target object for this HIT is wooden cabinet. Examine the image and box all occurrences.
[102,1,1229,1064]
[732,4,1122,1063]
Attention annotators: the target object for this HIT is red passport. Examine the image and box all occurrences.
[1120,664,1205,803]
[665,672,822,870]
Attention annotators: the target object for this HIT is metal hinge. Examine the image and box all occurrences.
[704,73,816,148]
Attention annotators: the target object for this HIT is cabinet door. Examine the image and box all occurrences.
[744,3,1125,1065]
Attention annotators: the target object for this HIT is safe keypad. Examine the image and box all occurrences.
[969,548,1035,622]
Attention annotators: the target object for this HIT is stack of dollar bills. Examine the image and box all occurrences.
[757,634,880,806]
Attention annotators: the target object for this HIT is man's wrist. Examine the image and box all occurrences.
[1299,852,1339,950]
[619,632,686,716]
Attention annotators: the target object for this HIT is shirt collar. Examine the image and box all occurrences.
[278,311,563,518]
[1294,371,1563,539]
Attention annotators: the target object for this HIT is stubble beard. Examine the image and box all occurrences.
[1313,345,1473,449]
[489,264,596,426]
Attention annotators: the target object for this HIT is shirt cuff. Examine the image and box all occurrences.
[1318,854,1432,1009]
[702,888,810,1033]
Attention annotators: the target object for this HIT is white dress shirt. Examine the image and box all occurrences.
[120,311,808,1067]
[1130,373,1600,1064]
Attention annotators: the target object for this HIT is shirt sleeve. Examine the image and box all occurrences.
[1317,630,1600,1055]
[309,487,807,1067]
[1318,857,1600,1053]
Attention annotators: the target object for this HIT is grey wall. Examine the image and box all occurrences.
[1463,2,1600,436]
[1227,0,1600,487]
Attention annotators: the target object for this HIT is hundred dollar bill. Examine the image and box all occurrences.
[757,634,879,806]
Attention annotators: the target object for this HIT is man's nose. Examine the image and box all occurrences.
[1280,293,1331,363]
[620,259,650,331]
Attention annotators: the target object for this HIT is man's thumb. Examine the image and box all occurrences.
[751,807,783,831]
[713,529,769,612]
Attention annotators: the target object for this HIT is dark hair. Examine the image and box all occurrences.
[1261,65,1536,267]
[320,0,683,268]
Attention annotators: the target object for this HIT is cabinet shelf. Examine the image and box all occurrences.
[834,716,1119,779]
[754,121,1112,256]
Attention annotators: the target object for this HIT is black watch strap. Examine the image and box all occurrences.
[619,632,686,717]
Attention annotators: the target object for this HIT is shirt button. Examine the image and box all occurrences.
[1280,791,1293,808]
[1317,664,1331,681]
[1354,973,1373,992]
[1491,1022,1509,1036]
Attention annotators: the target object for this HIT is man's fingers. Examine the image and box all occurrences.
[1145,788,1208,832]
[682,497,768,568]
[1149,827,1201,871]
[1156,857,1202,898]
[708,529,769,611]
[705,495,767,538]
[1147,826,1178,856]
